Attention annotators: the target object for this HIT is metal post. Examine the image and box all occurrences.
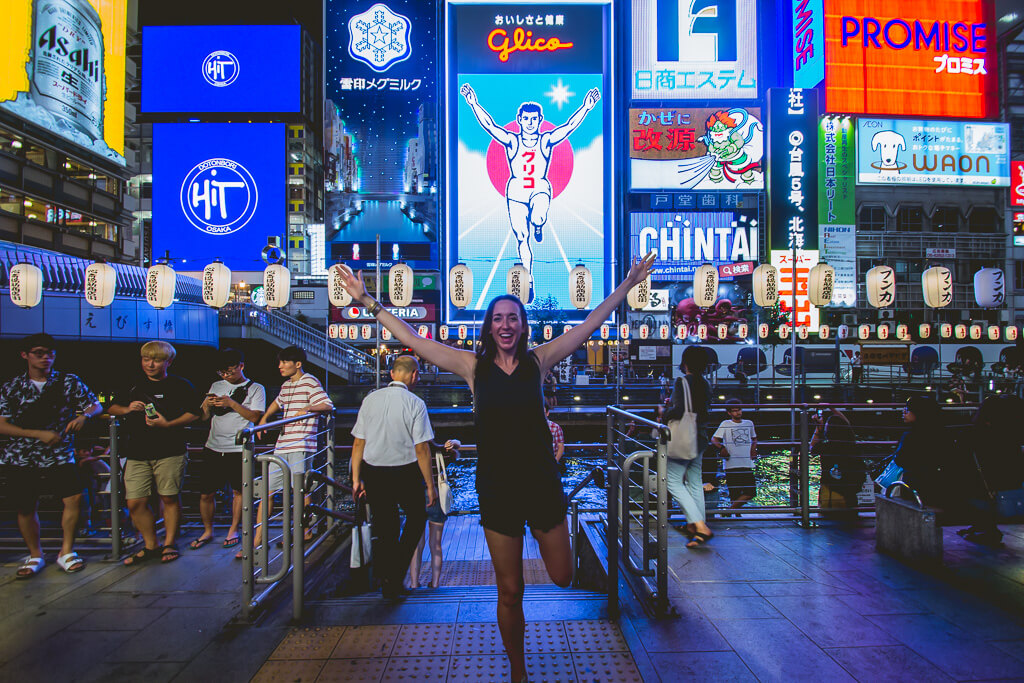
[241,434,255,619]
[790,245,798,443]
[259,459,270,575]
[375,234,381,390]
[799,407,812,527]
[292,470,305,621]
[607,465,620,620]
[606,412,614,469]
[107,418,121,561]
[641,456,651,565]
[655,437,668,616]
[326,414,336,531]
[571,500,579,587]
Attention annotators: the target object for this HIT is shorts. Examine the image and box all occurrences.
[258,450,309,498]
[124,455,187,499]
[725,468,756,500]
[480,488,567,538]
[3,464,83,512]
[193,449,243,494]
[425,498,447,524]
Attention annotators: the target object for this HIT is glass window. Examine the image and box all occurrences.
[968,207,998,233]
[896,206,923,232]
[0,190,24,215]
[858,206,885,231]
[932,206,959,232]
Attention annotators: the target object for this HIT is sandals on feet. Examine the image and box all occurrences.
[188,537,212,550]
[222,537,240,549]
[123,547,160,567]
[686,531,714,548]
[160,544,180,564]
[16,556,45,579]
[57,551,85,573]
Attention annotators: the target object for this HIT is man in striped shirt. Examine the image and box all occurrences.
[247,346,333,555]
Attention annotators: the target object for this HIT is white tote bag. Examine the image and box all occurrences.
[666,377,699,460]
[436,451,453,515]
[350,502,372,568]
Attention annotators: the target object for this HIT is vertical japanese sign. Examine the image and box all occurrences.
[818,115,855,306]
[1011,161,1024,206]
[768,88,818,252]
[792,0,824,89]
[445,1,613,322]
[771,249,820,332]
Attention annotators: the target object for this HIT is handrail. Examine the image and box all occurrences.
[885,480,926,508]
[236,411,327,445]
[607,405,671,441]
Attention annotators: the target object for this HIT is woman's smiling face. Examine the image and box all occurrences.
[490,299,524,354]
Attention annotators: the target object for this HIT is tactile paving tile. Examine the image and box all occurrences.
[390,623,455,657]
[381,655,449,681]
[331,625,401,659]
[448,654,511,682]
[572,652,642,682]
[525,621,570,654]
[316,658,387,682]
[453,622,505,655]
[431,560,552,586]
[564,620,630,653]
[252,659,325,682]
[526,653,577,683]
[269,626,347,660]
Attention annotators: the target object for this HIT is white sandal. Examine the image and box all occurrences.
[16,556,45,579]
[57,552,85,573]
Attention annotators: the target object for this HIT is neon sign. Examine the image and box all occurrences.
[487,28,574,62]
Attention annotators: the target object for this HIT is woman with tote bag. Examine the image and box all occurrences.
[665,346,714,548]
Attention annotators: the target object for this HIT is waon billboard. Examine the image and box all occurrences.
[824,0,997,119]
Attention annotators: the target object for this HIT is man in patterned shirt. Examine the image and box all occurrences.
[0,333,103,578]
[544,402,564,464]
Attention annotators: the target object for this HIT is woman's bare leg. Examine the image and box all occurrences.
[484,528,526,681]
[428,521,444,588]
[532,519,572,588]
[408,530,426,589]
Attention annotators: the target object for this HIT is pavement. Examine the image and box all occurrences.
[0,518,1022,682]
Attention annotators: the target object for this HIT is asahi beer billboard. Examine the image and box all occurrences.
[0,0,127,166]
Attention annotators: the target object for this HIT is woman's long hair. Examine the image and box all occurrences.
[475,294,530,371]
[905,395,942,431]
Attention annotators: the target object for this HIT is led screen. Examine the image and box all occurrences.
[0,0,127,165]
[629,211,758,280]
[152,123,285,270]
[142,25,300,113]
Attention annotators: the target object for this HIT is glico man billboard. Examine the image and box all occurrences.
[445,1,614,322]
[152,124,285,270]
[823,0,998,119]
[0,0,127,166]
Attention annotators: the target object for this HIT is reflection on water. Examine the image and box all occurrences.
[448,456,608,512]
[333,199,432,243]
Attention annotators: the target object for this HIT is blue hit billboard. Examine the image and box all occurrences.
[152,124,285,270]
[142,25,301,113]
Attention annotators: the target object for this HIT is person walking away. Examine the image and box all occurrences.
[109,341,200,566]
[851,351,863,384]
[812,407,863,517]
[667,345,715,547]
[0,333,102,577]
[246,346,332,557]
[409,438,461,589]
[350,355,437,599]
[192,348,265,550]
[712,398,758,515]
[337,252,655,683]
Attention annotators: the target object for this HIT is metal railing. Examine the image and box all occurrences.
[238,412,341,621]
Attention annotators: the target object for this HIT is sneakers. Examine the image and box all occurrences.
[534,223,544,243]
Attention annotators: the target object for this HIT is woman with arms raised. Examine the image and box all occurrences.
[339,253,654,683]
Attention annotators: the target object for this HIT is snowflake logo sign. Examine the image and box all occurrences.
[348,3,412,72]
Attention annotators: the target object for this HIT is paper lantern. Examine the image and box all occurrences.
[8,263,42,309]
[819,324,830,340]
[955,324,967,339]
[797,325,809,339]
[659,324,670,339]
[969,324,982,340]
[922,266,953,308]
[85,262,117,308]
[506,263,531,302]
[388,263,413,308]
[449,262,473,309]
[328,324,339,339]
[381,326,393,341]
[619,323,630,339]
[988,326,1001,341]
[199,261,230,309]
[439,324,449,341]
[600,324,609,339]
[543,324,553,340]
[636,324,648,340]
[752,264,779,307]
[877,324,889,340]
[263,264,290,308]
[866,265,895,308]
[338,324,349,340]
[348,324,359,340]
[145,264,176,310]
[626,273,651,309]
[918,323,931,339]
[361,324,373,340]
[677,324,686,339]
[940,323,953,338]
[563,324,572,335]
[1006,326,1019,341]
[758,323,769,338]
[697,324,708,339]
[778,325,790,339]
[715,323,726,339]
[328,264,354,307]
[807,263,835,307]
[838,324,850,340]
[737,323,748,338]
[568,263,592,310]
[974,267,1005,308]
[418,325,429,338]
[896,324,909,341]
[693,264,719,308]
[858,324,871,340]
[458,324,468,340]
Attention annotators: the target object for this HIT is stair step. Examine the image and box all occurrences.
[310,585,607,606]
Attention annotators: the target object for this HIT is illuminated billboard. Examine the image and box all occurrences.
[823,0,997,119]
[856,118,1009,186]
[629,106,764,191]
[630,211,758,279]
[142,25,300,113]
[768,88,818,252]
[793,0,824,88]
[1011,161,1024,206]
[818,115,855,307]
[772,249,820,332]
[152,123,285,270]
[325,0,439,270]
[445,1,613,321]
[0,0,127,166]
[631,0,759,100]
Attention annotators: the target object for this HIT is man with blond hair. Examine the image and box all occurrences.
[109,341,200,566]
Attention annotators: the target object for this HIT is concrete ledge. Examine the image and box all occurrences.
[875,493,943,562]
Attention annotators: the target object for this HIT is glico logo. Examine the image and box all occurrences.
[657,0,737,62]
[179,158,259,235]
[487,28,574,63]
[202,51,240,87]
[348,3,412,72]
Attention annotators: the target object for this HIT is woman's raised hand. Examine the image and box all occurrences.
[625,250,657,288]
[337,265,367,301]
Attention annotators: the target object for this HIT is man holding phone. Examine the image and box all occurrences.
[0,333,102,578]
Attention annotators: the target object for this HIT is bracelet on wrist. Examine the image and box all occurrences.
[368,300,382,316]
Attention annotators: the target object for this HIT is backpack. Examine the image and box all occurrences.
[666,376,698,460]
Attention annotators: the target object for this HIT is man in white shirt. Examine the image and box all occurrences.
[192,349,265,550]
[712,399,758,512]
[351,355,436,599]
